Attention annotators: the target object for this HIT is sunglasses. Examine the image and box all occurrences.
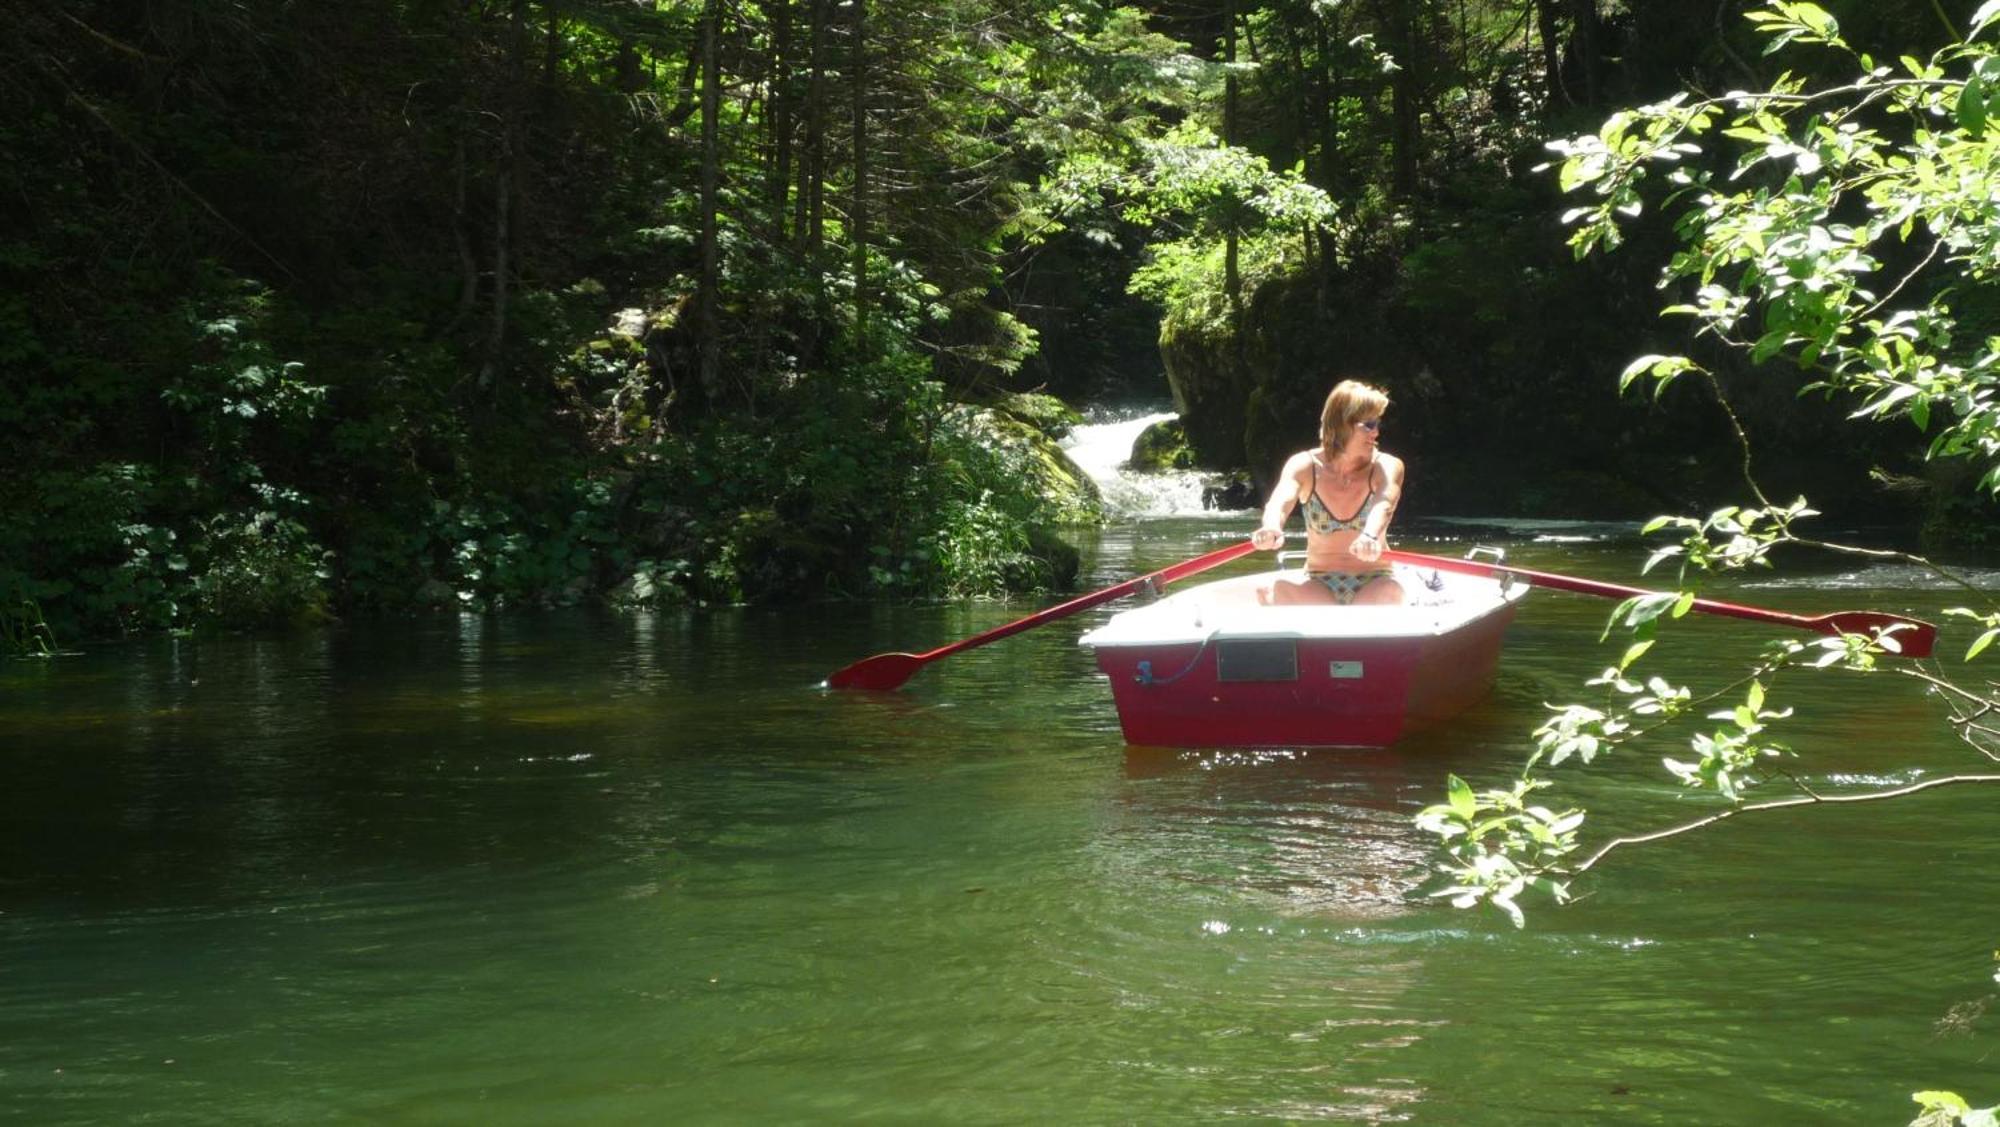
[1356,419,1381,432]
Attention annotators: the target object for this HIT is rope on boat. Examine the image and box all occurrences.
[1134,631,1220,687]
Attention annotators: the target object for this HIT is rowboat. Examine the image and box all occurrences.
[829,538,1935,735]
[1076,554,1528,748]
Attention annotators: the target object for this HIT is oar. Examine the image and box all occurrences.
[1383,548,1937,658]
[827,539,1261,690]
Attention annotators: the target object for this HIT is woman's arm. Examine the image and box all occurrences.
[1349,453,1404,562]
[1252,453,1309,550]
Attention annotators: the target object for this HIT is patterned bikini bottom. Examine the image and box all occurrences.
[1307,568,1397,605]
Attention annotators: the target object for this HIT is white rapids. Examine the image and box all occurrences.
[1061,409,1247,519]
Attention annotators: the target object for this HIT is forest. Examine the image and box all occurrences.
[2,0,1988,641]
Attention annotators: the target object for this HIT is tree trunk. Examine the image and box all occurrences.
[1389,0,1419,199]
[767,0,793,243]
[1283,15,1308,181]
[850,0,868,347]
[1223,0,1241,330]
[1535,0,1566,106]
[800,0,826,258]
[699,0,722,397]
[1570,0,1600,107]
[451,135,479,332]
[542,2,561,104]
[479,0,527,392]
[1315,9,1340,196]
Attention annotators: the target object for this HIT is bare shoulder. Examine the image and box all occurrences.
[1376,450,1407,484]
[1282,449,1316,480]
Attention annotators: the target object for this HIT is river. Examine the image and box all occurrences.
[2,416,1995,1122]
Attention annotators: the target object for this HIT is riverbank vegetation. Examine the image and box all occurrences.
[4,0,1185,638]
[6,0,1996,645]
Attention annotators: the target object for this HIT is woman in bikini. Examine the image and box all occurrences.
[1249,379,1406,606]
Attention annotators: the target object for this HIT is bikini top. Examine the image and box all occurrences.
[1301,458,1374,535]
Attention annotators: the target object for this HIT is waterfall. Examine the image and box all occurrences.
[1061,409,1248,520]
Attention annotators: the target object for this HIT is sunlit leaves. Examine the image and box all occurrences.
[1975,0,2000,41]
[1636,498,1818,585]
[1744,2,1841,56]
[1944,607,2000,660]
[1618,353,1698,398]
[1543,7,2000,500]
[1910,1089,2000,1127]
[1415,775,1579,928]
[1660,679,1794,799]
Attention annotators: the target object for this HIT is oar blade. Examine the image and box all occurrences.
[1813,612,1938,658]
[826,652,927,692]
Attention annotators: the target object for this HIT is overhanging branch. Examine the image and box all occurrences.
[1572,773,2000,873]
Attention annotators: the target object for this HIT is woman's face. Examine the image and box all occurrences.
[1345,414,1382,454]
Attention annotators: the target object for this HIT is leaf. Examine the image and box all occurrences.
[1958,75,1990,139]
[1619,638,1656,670]
[1447,773,1476,820]
[1785,1,1839,39]
[1969,627,1999,661]
[1618,353,1693,394]
[1621,591,1682,630]
[1912,1091,1970,1116]
[1973,0,2000,38]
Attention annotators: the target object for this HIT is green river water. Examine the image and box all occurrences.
[3,517,1995,1123]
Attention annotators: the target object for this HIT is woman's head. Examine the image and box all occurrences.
[1319,379,1390,451]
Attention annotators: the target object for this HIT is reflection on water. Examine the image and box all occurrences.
[1,526,1996,1122]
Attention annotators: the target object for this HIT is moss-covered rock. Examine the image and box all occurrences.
[1129,418,1197,471]
[943,404,1103,525]
[1158,316,1250,470]
[994,392,1085,440]
[1022,524,1082,589]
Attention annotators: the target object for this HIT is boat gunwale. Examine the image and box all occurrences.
[1077,567,1528,648]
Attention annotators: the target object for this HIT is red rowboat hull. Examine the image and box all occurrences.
[1089,604,1515,747]
[1078,563,1525,748]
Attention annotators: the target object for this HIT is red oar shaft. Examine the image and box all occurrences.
[917,540,1258,661]
[828,539,1261,690]
[1384,548,1935,657]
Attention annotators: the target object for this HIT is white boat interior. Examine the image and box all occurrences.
[1079,561,1527,648]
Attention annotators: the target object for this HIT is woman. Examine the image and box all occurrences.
[1250,379,1406,605]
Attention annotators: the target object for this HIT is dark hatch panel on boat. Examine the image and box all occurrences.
[1215,638,1299,682]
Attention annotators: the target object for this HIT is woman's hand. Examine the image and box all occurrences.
[1350,531,1383,562]
[1252,525,1284,551]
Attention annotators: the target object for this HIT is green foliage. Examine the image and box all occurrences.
[3,0,1148,635]
[1420,9,2000,1108]
[195,506,332,629]
[1548,10,2000,495]
[1131,228,1320,334]
[0,463,188,637]
[1427,3,2000,923]
[1911,1088,2000,1127]
[0,601,57,658]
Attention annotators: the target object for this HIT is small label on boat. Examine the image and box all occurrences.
[1327,661,1364,679]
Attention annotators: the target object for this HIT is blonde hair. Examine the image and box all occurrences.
[1319,379,1390,451]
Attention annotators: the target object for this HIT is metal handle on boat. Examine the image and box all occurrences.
[1465,545,1515,594]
